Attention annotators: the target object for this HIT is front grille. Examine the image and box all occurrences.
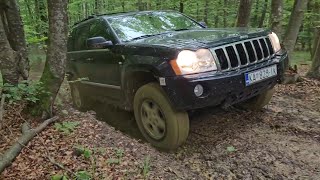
[211,37,275,71]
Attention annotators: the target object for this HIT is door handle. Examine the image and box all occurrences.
[86,58,93,61]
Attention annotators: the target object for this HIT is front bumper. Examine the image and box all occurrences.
[162,52,288,110]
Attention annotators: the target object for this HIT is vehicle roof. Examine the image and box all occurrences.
[102,10,177,18]
[72,10,178,27]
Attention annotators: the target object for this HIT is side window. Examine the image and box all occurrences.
[74,25,90,50]
[89,20,113,41]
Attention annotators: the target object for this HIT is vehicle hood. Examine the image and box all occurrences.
[126,28,270,50]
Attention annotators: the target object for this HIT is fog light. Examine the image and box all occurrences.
[194,84,204,97]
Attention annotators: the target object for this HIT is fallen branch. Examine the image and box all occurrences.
[0,94,6,130]
[0,116,58,173]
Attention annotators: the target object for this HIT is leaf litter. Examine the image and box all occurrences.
[1,67,320,179]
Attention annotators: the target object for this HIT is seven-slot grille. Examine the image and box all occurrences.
[211,36,275,71]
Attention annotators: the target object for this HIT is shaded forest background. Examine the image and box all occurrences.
[20,0,320,51]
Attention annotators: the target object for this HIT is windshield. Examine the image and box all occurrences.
[107,11,203,42]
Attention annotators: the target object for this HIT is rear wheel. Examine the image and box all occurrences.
[237,88,275,111]
[133,83,189,150]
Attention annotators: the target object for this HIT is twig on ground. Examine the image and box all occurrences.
[0,94,6,130]
[0,116,58,173]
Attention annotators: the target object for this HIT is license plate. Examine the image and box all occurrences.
[245,65,277,86]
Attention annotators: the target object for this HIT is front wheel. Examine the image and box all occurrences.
[133,83,189,150]
[237,88,275,111]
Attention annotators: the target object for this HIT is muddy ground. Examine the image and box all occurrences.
[1,64,320,179]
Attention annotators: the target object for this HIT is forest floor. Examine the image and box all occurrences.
[1,63,320,179]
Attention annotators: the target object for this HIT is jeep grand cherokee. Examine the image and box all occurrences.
[67,11,288,150]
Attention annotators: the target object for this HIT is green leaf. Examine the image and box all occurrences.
[227,146,236,152]
[107,158,120,165]
[51,174,68,180]
[75,171,91,180]
[83,149,91,159]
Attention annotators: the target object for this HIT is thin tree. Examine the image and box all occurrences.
[236,0,253,27]
[258,0,268,28]
[282,0,308,63]
[270,0,284,35]
[34,0,68,118]
[307,26,320,78]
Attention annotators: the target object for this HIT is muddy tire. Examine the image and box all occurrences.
[69,83,87,111]
[237,88,275,111]
[133,83,189,150]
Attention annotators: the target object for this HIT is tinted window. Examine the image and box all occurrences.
[89,20,113,41]
[107,12,202,42]
[74,25,90,50]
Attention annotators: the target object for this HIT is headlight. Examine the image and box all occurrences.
[170,49,217,75]
[268,32,281,53]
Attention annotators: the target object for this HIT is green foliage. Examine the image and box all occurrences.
[54,121,80,134]
[51,174,68,180]
[75,171,91,180]
[115,148,124,159]
[107,158,120,165]
[83,148,92,159]
[2,80,49,104]
[227,146,236,152]
[291,51,312,65]
[142,155,151,178]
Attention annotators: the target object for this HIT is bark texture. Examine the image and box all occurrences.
[282,0,308,62]
[236,0,253,27]
[4,0,29,80]
[36,0,68,118]
[203,0,209,24]
[270,0,284,35]
[0,4,20,85]
[307,26,320,78]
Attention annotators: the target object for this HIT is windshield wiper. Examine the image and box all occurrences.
[173,28,190,31]
[129,33,163,41]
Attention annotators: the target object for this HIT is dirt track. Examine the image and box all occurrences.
[2,71,320,179]
[92,76,320,179]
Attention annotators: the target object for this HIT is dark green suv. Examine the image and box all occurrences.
[67,11,288,150]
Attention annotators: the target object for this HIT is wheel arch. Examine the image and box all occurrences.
[122,65,160,110]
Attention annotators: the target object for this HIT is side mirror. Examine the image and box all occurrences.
[87,36,113,49]
[199,21,208,28]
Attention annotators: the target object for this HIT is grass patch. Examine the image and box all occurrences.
[291,51,311,66]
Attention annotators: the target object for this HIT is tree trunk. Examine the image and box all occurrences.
[258,0,268,28]
[270,0,283,35]
[236,0,253,27]
[282,0,308,63]
[34,0,68,118]
[179,0,184,13]
[203,0,209,24]
[0,3,20,85]
[137,0,143,11]
[312,27,320,58]
[4,0,29,80]
[307,26,320,78]
[223,0,227,27]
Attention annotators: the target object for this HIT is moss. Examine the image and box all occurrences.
[29,60,63,118]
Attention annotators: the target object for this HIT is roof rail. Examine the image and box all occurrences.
[96,11,137,17]
[73,15,97,26]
